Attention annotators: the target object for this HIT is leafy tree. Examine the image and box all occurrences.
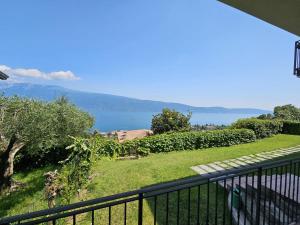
[0,96,94,192]
[151,108,191,134]
[273,104,300,121]
[257,113,274,120]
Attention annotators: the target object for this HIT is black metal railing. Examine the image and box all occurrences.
[294,40,300,77]
[1,157,300,225]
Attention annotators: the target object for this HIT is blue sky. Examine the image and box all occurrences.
[0,0,298,109]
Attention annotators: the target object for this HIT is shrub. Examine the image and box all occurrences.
[282,121,300,135]
[151,108,192,134]
[231,118,282,139]
[122,129,256,154]
[274,104,300,121]
[89,136,121,158]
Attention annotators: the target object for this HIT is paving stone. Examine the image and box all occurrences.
[198,165,216,173]
[191,166,207,175]
[223,161,240,168]
[231,159,248,166]
[191,146,300,176]
[207,163,225,171]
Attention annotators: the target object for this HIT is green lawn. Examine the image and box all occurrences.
[2,134,300,224]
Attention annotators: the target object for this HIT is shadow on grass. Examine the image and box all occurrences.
[143,175,231,225]
[0,166,53,218]
[143,153,300,225]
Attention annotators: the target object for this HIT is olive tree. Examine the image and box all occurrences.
[0,96,94,191]
[151,108,192,134]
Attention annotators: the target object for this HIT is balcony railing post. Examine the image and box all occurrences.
[255,167,262,225]
[138,193,144,225]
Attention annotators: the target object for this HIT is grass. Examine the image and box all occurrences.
[2,134,300,224]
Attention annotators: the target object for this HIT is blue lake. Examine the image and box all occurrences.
[92,112,259,132]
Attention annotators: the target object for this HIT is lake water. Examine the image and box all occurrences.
[92,112,259,132]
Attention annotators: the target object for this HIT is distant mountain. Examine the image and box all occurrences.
[0,83,271,115]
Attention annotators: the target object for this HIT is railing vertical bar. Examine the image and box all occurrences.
[279,166,283,224]
[52,219,56,225]
[91,210,95,225]
[222,179,226,225]
[244,174,248,225]
[153,196,157,225]
[166,192,169,225]
[296,162,300,223]
[268,168,273,225]
[108,206,111,225]
[124,202,127,225]
[197,185,201,225]
[230,177,234,225]
[206,180,210,225]
[177,190,180,225]
[237,175,241,225]
[188,187,191,225]
[263,169,268,225]
[287,162,292,223]
[255,167,262,225]
[283,165,288,225]
[215,181,218,225]
[73,214,76,225]
[274,167,278,225]
[291,162,296,222]
[138,193,143,225]
[250,172,255,225]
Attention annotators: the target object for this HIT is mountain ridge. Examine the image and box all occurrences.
[0,83,271,114]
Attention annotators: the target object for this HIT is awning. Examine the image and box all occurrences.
[218,0,300,36]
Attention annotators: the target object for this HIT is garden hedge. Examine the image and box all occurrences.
[231,118,282,139]
[121,128,256,155]
[282,121,300,135]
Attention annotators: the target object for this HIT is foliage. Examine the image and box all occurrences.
[122,129,256,154]
[282,121,300,135]
[192,124,227,131]
[257,113,274,120]
[151,108,192,134]
[92,138,121,158]
[274,104,300,121]
[58,137,94,203]
[231,118,282,139]
[0,96,94,190]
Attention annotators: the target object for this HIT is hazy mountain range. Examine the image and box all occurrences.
[0,83,271,115]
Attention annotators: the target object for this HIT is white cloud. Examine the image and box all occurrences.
[0,65,80,80]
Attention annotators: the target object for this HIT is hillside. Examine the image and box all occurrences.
[0,83,270,114]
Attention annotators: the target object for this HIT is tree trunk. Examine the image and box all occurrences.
[0,141,24,192]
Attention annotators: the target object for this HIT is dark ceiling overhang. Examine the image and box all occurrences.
[218,0,300,37]
[0,71,9,80]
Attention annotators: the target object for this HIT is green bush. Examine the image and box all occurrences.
[282,121,300,135]
[122,129,256,154]
[231,118,282,139]
[90,137,121,158]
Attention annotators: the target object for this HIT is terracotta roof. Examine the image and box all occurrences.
[115,129,153,143]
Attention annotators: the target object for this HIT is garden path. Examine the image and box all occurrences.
[191,146,300,175]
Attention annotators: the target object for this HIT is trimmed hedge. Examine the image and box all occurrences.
[121,129,256,154]
[282,121,300,135]
[231,118,282,139]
